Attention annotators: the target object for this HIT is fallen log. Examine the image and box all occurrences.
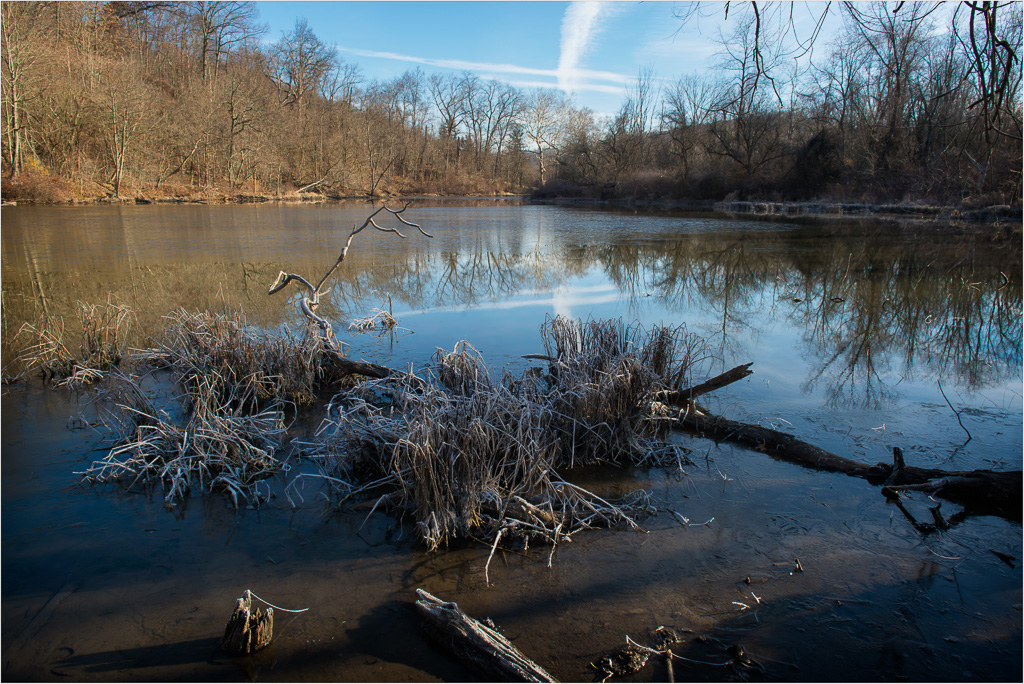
[323,346,394,380]
[680,412,1022,521]
[414,588,558,682]
[659,362,754,404]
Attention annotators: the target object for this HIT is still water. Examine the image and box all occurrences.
[2,200,1021,681]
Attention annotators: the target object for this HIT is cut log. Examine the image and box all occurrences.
[414,588,557,682]
[222,591,273,655]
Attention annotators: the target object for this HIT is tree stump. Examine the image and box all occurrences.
[222,590,273,655]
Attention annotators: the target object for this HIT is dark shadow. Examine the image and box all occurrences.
[49,637,228,679]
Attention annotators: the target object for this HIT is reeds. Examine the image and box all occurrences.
[309,316,710,551]
[10,298,135,386]
[150,308,342,410]
[79,370,286,506]
[78,309,332,506]
[348,292,399,335]
[18,302,711,531]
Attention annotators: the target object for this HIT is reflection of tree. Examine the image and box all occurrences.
[3,209,1020,411]
[589,226,1021,409]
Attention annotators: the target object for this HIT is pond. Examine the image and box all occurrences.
[2,199,1021,681]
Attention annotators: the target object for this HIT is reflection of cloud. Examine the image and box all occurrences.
[396,285,621,318]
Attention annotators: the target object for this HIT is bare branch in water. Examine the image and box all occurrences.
[268,203,431,379]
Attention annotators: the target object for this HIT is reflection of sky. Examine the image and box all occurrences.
[3,202,1020,472]
[393,279,623,319]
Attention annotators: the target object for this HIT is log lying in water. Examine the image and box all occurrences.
[414,588,558,682]
[323,346,394,379]
[658,362,754,404]
[679,411,1022,520]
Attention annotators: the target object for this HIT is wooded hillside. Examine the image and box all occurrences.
[2,1,1020,206]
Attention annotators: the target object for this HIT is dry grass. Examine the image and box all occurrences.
[306,316,711,550]
[15,304,710,530]
[79,370,286,507]
[148,308,343,410]
[10,298,135,386]
[74,308,340,507]
[348,292,399,335]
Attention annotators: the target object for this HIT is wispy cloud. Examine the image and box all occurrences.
[336,45,629,95]
[558,1,621,94]
[339,46,557,78]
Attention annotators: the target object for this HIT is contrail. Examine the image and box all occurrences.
[558,1,614,94]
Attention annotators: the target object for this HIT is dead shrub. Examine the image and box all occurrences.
[306,316,710,551]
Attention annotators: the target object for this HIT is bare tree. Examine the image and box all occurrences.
[521,88,571,185]
[428,72,467,174]
[187,1,265,79]
[662,74,716,178]
[704,15,789,178]
[1,2,47,178]
[269,18,338,108]
[99,63,149,197]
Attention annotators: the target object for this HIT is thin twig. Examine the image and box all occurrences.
[937,379,972,442]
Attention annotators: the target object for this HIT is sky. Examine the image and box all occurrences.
[253,1,839,117]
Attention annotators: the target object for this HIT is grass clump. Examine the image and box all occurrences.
[10,298,135,386]
[147,308,343,410]
[306,316,711,551]
[79,371,286,507]
[78,308,345,507]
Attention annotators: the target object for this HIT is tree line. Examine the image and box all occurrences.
[2,1,1021,206]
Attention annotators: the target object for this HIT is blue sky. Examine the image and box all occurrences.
[254,1,742,116]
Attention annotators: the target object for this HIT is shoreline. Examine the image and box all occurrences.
[529,196,1022,227]
[3,191,1020,230]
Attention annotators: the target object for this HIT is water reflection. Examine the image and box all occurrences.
[2,203,1020,415]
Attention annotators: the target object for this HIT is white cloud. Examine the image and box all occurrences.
[558,1,620,94]
[336,45,628,95]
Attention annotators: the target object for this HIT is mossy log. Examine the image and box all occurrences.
[222,591,273,655]
[414,589,557,682]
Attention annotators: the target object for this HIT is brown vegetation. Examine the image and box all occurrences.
[542,3,1022,207]
[303,316,710,551]
[1,2,531,203]
[2,2,1019,206]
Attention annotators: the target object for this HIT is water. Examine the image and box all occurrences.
[2,200,1021,681]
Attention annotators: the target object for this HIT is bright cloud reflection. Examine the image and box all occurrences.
[396,283,621,318]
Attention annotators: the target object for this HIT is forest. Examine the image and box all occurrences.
[1,1,1021,206]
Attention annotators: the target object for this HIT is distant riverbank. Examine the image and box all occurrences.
[530,196,1022,227]
[3,179,1019,230]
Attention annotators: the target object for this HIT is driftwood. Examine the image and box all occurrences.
[222,590,273,655]
[414,588,558,682]
[680,410,1022,520]
[647,362,1022,520]
[659,362,754,404]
